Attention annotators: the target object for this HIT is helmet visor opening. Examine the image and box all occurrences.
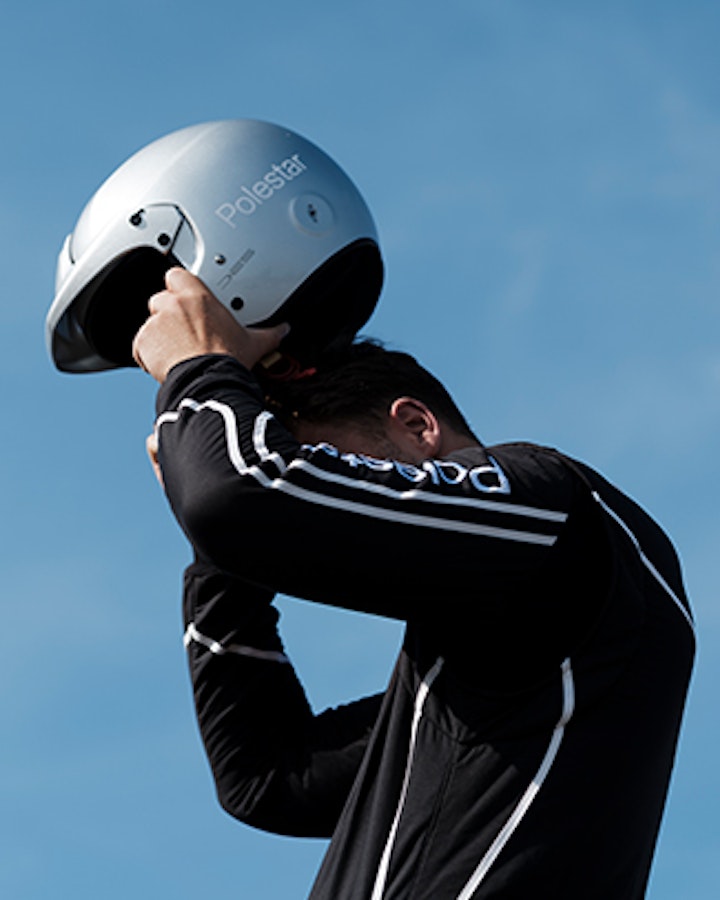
[83,247,179,367]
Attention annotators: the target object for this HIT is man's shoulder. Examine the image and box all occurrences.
[485,441,586,495]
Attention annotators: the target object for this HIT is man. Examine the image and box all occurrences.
[135,268,695,899]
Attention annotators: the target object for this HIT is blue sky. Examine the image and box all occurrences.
[2,2,718,897]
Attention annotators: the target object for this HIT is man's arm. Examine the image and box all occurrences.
[139,269,577,628]
[155,353,571,621]
[184,558,382,837]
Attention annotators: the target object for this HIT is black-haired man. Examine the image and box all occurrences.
[135,269,694,899]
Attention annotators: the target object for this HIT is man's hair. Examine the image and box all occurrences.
[258,339,476,440]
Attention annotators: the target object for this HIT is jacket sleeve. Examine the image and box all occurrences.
[183,558,382,837]
[154,355,576,623]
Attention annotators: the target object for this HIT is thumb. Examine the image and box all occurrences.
[165,266,204,293]
[273,322,292,342]
[252,323,291,370]
[255,321,291,353]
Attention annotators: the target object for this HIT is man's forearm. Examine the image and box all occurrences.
[184,560,381,837]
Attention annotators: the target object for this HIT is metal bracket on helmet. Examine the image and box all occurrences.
[49,204,192,371]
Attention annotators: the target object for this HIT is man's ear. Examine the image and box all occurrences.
[388,397,442,457]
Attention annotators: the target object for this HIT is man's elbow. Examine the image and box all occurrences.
[215,773,332,839]
[172,478,258,569]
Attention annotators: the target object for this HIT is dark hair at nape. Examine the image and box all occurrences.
[258,338,476,440]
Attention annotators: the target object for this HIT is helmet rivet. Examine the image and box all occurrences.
[214,254,226,265]
[129,211,144,227]
[231,297,245,311]
[157,233,171,247]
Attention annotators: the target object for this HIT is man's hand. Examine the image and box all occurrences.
[146,432,164,488]
[132,267,289,383]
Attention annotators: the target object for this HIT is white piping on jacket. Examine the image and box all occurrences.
[370,656,445,900]
[184,622,290,664]
[456,658,575,900]
[591,492,695,635]
[155,401,566,546]
[286,457,567,523]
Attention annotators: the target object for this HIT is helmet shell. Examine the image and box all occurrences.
[47,119,384,372]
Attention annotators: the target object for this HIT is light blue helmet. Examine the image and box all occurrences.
[46,119,384,372]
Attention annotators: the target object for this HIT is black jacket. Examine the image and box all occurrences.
[156,355,695,899]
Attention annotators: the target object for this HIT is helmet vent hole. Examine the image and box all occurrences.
[231,297,245,311]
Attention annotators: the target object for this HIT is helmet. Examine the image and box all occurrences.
[46,119,384,372]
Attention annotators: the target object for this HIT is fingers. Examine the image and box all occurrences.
[147,288,174,316]
[134,345,147,372]
[146,268,203,313]
[134,266,291,382]
[164,266,197,292]
[148,267,193,313]
[131,319,152,371]
[146,432,159,466]
[145,432,164,489]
